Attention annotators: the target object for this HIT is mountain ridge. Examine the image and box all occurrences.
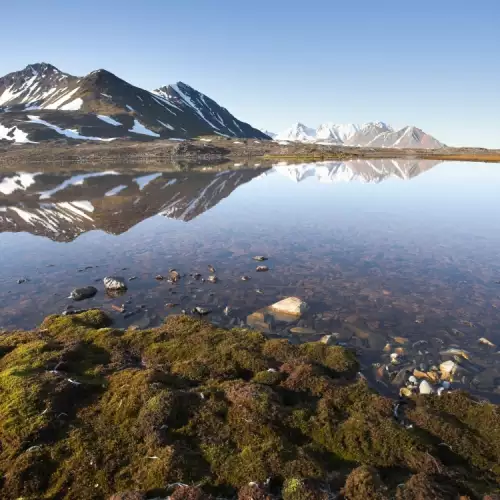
[0,63,269,143]
[273,121,444,149]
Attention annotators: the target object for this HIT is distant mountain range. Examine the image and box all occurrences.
[270,122,445,149]
[0,159,440,241]
[0,63,269,143]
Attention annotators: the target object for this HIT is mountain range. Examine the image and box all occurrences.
[0,63,269,143]
[271,122,445,148]
[0,159,440,241]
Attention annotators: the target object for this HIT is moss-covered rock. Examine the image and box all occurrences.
[0,311,499,499]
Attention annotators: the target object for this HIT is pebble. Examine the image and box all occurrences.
[194,306,211,316]
[419,380,434,395]
[17,278,26,284]
[103,276,127,291]
[155,275,165,281]
[69,286,97,301]
[207,275,218,283]
[479,337,496,348]
[289,327,316,334]
[408,375,418,385]
[241,275,251,281]
[128,276,138,281]
[256,265,269,272]
[253,256,268,261]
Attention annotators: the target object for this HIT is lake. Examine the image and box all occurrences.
[1,159,500,397]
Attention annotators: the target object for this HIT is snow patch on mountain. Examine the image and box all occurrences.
[27,115,116,142]
[97,115,122,126]
[129,119,160,137]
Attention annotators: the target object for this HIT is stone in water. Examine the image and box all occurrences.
[269,297,308,317]
[103,276,127,291]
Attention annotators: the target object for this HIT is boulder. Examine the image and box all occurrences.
[269,297,308,317]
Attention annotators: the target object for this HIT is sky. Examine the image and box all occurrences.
[1,0,499,147]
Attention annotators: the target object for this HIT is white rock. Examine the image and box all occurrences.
[320,334,335,346]
[269,297,308,317]
[441,381,451,389]
[103,276,127,291]
[408,375,418,384]
[440,360,457,376]
[479,337,496,348]
[419,380,434,395]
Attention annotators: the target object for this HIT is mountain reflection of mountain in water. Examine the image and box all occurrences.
[0,159,440,242]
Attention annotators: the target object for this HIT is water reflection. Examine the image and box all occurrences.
[1,159,500,398]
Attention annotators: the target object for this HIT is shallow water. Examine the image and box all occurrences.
[1,159,500,397]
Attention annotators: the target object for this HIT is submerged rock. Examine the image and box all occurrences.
[479,337,496,348]
[69,286,97,301]
[207,275,218,283]
[256,265,269,272]
[252,256,268,261]
[103,276,127,291]
[194,306,212,316]
[269,297,308,317]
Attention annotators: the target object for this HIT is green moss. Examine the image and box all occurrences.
[252,370,285,385]
[0,311,499,498]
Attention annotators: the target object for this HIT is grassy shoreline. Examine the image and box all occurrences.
[2,137,500,168]
[1,310,500,499]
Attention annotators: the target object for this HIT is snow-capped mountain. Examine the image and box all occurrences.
[0,63,269,143]
[273,122,444,148]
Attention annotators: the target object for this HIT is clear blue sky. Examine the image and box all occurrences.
[1,0,499,147]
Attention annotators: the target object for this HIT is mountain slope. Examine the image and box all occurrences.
[273,121,444,149]
[0,63,269,143]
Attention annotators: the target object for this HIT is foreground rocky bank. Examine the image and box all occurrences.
[1,311,500,499]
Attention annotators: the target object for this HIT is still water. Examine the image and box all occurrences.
[1,160,499,396]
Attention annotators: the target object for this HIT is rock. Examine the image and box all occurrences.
[479,337,496,348]
[103,276,127,291]
[289,326,316,334]
[169,269,181,282]
[441,380,451,389]
[128,276,138,281]
[155,275,165,280]
[241,275,251,281]
[223,306,231,316]
[165,303,179,309]
[269,297,308,317]
[256,265,269,272]
[413,369,440,384]
[69,286,97,301]
[440,348,470,360]
[207,275,218,283]
[393,336,409,345]
[400,387,413,398]
[193,273,202,280]
[419,380,434,394]
[17,278,26,284]
[208,265,216,273]
[440,360,458,380]
[390,353,399,364]
[408,375,418,385]
[252,256,268,261]
[383,343,392,352]
[194,307,212,316]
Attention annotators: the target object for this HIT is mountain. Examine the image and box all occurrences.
[273,121,444,148]
[0,63,269,143]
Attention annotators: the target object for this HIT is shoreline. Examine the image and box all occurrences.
[2,137,500,167]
